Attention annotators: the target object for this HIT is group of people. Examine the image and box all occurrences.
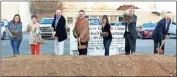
[6,7,172,57]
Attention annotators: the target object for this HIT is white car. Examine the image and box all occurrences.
[0,19,9,40]
[39,18,54,38]
[168,21,176,38]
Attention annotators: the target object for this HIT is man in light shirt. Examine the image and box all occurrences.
[51,9,67,55]
[123,7,137,55]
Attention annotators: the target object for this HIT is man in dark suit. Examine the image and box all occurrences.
[51,9,67,55]
[124,7,137,55]
[152,13,172,55]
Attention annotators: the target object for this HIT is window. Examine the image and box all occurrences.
[67,17,73,24]
[99,16,103,21]
[118,16,123,22]
[110,16,117,23]
[85,16,89,18]
[90,16,99,19]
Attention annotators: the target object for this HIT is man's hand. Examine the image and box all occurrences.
[52,31,56,37]
[77,38,80,41]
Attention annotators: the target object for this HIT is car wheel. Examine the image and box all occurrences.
[1,31,6,40]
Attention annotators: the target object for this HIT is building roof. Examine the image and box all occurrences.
[117,5,139,10]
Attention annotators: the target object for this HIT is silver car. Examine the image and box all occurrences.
[168,21,176,38]
[39,18,54,38]
[0,19,9,40]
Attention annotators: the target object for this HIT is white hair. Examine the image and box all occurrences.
[165,13,172,19]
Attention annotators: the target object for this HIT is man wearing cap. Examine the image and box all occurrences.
[123,7,137,55]
[152,13,172,55]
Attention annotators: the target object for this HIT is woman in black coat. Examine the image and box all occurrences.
[100,15,112,56]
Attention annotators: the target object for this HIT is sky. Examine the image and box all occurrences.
[85,2,176,13]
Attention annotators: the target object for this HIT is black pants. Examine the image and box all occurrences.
[78,41,88,55]
[125,32,136,55]
[154,40,165,54]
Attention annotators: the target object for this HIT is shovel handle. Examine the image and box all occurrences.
[73,31,82,46]
[160,38,167,48]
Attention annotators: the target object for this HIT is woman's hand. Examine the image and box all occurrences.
[102,32,109,37]
[27,25,32,32]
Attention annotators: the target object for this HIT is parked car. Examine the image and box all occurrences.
[40,18,54,39]
[168,21,176,38]
[0,19,9,40]
[136,24,142,38]
[139,22,157,39]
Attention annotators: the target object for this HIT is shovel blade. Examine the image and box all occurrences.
[156,48,163,54]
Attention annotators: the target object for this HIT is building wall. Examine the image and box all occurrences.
[1,2,31,32]
[62,10,161,27]
[62,10,125,27]
[135,11,160,24]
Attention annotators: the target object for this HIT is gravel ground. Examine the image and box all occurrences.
[2,54,176,76]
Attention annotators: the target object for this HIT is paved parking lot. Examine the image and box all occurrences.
[1,33,176,58]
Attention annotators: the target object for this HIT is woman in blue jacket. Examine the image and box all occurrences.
[6,14,23,56]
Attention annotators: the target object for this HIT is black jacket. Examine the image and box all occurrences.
[102,24,112,39]
[124,14,137,40]
[51,15,67,42]
[152,18,171,42]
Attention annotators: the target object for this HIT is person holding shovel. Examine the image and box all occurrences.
[51,9,67,55]
[152,13,172,55]
[6,14,23,57]
[73,10,89,55]
[27,15,42,55]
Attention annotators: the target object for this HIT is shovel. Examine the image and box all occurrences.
[5,28,13,37]
[156,38,167,54]
[74,32,87,49]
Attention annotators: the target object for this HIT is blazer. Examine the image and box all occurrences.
[152,18,171,42]
[101,23,112,39]
[73,18,89,42]
[124,14,137,40]
[51,15,67,42]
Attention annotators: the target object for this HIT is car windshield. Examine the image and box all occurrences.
[87,19,100,25]
[40,19,53,24]
[143,23,156,28]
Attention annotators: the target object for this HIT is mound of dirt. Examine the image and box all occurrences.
[2,54,176,76]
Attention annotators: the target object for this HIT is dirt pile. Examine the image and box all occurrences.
[2,54,176,76]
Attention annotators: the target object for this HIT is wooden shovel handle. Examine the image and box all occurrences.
[160,38,167,48]
[74,31,82,46]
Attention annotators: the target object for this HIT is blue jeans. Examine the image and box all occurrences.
[10,39,22,55]
[103,38,112,56]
